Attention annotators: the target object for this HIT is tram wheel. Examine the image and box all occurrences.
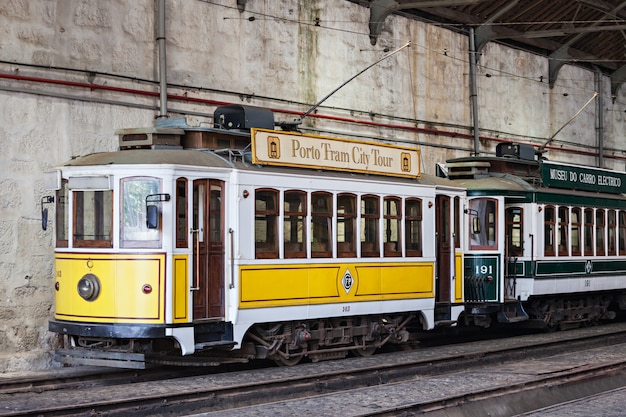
[271,352,302,366]
[352,336,377,357]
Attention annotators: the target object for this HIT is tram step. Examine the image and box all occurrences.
[54,348,147,369]
[194,340,237,350]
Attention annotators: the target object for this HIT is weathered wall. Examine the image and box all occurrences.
[0,0,624,371]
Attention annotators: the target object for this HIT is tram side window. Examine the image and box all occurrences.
[405,198,422,257]
[255,189,279,258]
[120,177,161,248]
[454,197,461,249]
[571,208,582,256]
[620,211,626,256]
[596,209,606,256]
[505,207,523,257]
[73,190,113,248]
[361,195,380,257]
[543,206,556,256]
[608,210,617,256]
[284,190,306,258]
[56,180,68,248]
[176,178,188,248]
[311,192,332,258]
[558,206,569,256]
[584,208,594,256]
[468,198,497,250]
[383,197,402,257]
[337,194,356,257]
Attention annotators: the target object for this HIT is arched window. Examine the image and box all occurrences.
[311,192,332,258]
[558,206,568,256]
[384,197,402,257]
[619,211,626,256]
[584,208,594,256]
[596,209,606,256]
[571,208,582,256]
[543,206,556,256]
[608,210,617,256]
[405,198,422,257]
[337,193,356,257]
[176,178,188,248]
[255,188,279,258]
[360,195,380,257]
[506,207,523,257]
[284,190,306,258]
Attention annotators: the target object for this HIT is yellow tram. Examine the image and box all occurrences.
[44,105,465,368]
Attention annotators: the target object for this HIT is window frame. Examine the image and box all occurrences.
[255,188,279,259]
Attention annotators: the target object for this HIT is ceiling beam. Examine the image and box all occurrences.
[368,0,482,44]
[610,65,626,99]
[549,0,626,87]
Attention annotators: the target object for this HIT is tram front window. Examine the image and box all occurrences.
[73,189,113,248]
[121,177,161,248]
[469,198,498,250]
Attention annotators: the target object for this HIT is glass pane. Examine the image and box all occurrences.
[176,179,187,247]
[74,190,113,247]
[56,180,68,244]
[121,177,160,246]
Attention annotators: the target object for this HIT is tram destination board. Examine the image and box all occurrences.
[251,128,421,178]
[541,160,626,194]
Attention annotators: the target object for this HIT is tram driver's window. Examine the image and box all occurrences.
[74,189,113,248]
[311,192,332,258]
[468,198,497,250]
[120,177,161,248]
[284,190,306,258]
[255,189,279,259]
[361,195,380,257]
[56,179,69,248]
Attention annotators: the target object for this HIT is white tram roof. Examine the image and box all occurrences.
[59,148,461,190]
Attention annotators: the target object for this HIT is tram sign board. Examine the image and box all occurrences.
[251,129,421,178]
[541,161,626,194]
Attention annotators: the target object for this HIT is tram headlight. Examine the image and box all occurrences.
[77,274,101,301]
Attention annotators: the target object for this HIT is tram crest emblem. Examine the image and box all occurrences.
[401,152,411,173]
[342,269,354,294]
[585,260,593,274]
[267,136,280,159]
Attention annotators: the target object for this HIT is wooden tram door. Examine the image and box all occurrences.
[192,180,225,320]
[435,195,451,302]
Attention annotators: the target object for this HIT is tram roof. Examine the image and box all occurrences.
[60,148,458,189]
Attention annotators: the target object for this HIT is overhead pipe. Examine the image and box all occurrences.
[595,67,604,168]
[157,0,167,118]
[469,27,480,156]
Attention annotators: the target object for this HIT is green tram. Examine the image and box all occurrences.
[447,143,626,330]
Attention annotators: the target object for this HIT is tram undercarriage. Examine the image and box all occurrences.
[246,313,415,366]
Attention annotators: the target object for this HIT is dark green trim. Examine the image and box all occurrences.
[505,259,626,279]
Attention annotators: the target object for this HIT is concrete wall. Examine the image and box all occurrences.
[0,0,624,371]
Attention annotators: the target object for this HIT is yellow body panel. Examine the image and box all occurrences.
[54,253,165,323]
[240,261,434,309]
[173,255,189,322]
[454,251,464,303]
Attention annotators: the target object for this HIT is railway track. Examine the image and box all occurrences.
[3,323,626,416]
